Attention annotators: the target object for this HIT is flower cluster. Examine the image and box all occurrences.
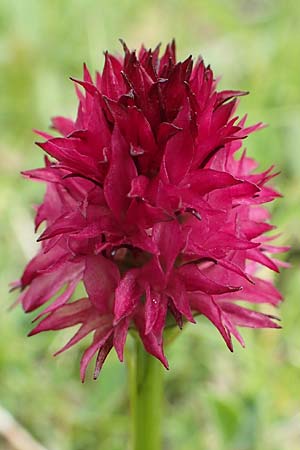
[15,41,286,380]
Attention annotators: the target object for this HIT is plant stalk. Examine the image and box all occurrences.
[128,339,164,450]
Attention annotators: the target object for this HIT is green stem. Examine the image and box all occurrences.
[128,338,163,450]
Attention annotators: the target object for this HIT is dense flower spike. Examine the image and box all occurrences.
[16,41,286,380]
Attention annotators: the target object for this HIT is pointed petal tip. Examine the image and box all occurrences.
[80,368,87,383]
[114,340,126,363]
[53,347,66,357]
[93,371,100,381]
[8,281,21,293]
[225,337,234,352]
[186,315,197,325]
[157,351,169,370]
[119,38,129,53]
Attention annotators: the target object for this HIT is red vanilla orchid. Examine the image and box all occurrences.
[15,41,286,381]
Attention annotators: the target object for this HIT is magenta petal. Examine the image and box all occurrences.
[84,254,120,313]
[190,293,233,350]
[113,317,130,362]
[51,116,75,136]
[29,298,94,334]
[185,169,241,194]
[114,270,142,323]
[21,262,82,312]
[157,122,182,145]
[163,99,194,184]
[37,211,85,241]
[70,77,99,97]
[80,330,114,382]
[223,276,283,306]
[104,125,137,219]
[204,232,259,252]
[241,221,275,239]
[30,299,112,357]
[138,329,169,369]
[213,258,253,283]
[219,301,281,329]
[21,246,68,286]
[215,90,248,107]
[22,167,62,184]
[145,286,161,335]
[135,303,169,369]
[102,52,124,99]
[54,314,112,356]
[14,41,287,378]
[153,221,184,276]
[93,335,114,379]
[126,200,167,232]
[246,248,280,272]
[33,281,77,320]
[166,275,195,323]
[179,265,241,295]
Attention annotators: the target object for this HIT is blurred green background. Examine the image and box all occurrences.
[0,0,299,449]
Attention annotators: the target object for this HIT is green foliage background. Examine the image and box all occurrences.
[0,1,299,449]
